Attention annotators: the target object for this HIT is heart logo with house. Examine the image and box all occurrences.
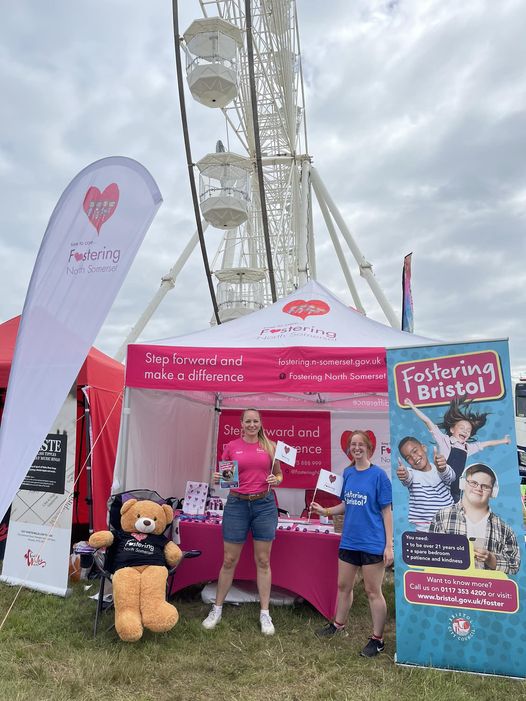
[282,299,330,320]
[83,183,119,234]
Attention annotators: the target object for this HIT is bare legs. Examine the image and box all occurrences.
[214,541,244,606]
[213,539,273,608]
[334,559,358,624]
[334,559,386,637]
[253,539,273,609]
[362,561,387,638]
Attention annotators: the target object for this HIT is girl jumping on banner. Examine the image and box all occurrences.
[404,396,510,501]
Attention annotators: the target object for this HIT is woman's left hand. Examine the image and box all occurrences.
[383,544,394,567]
[266,473,282,487]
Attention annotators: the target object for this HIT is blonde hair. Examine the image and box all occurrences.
[241,408,275,458]
[346,430,374,464]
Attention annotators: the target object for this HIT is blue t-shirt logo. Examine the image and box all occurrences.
[344,490,368,507]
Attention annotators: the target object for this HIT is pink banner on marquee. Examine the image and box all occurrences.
[217,409,332,489]
[126,345,387,393]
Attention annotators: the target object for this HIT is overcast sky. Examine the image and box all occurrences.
[1,0,525,374]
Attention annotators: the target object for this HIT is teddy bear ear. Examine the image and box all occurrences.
[162,504,174,523]
[121,498,137,515]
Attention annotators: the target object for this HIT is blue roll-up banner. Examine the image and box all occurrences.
[387,339,526,678]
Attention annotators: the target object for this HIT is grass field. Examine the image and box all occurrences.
[0,576,525,701]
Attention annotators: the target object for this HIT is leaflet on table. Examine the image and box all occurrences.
[179,513,207,522]
[206,496,225,516]
[183,481,209,515]
[277,517,336,534]
[218,460,239,489]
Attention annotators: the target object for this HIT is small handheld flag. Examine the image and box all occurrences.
[315,469,343,497]
[275,440,297,467]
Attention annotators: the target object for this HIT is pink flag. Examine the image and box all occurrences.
[0,157,162,520]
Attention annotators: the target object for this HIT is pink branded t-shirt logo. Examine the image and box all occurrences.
[83,183,119,234]
[282,299,330,320]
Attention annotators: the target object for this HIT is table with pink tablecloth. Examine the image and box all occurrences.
[172,520,341,620]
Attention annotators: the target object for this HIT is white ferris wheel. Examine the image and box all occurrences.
[115,0,398,361]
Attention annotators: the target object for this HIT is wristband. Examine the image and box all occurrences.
[325,508,330,517]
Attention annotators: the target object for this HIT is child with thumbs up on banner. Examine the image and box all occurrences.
[397,437,455,532]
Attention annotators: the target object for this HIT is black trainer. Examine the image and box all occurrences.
[315,622,348,638]
[360,636,385,657]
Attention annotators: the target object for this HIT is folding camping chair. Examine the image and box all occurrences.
[92,488,201,636]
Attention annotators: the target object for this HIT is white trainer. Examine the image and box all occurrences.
[202,607,222,630]
[260,612,275,636]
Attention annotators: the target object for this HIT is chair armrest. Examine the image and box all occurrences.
[167,549,201,575]
[182,549,202,560]
[91,548,113,579]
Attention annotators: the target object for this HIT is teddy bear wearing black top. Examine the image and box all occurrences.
[89,498,183,642]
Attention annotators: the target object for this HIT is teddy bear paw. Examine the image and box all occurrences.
[142,602,179,633]
[115,611,144,642]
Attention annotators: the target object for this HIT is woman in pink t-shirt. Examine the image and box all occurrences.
[202,408,283,636]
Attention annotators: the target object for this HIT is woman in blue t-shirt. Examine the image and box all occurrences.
[311,430,393,657]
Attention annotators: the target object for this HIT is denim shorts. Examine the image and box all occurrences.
[338,548,384,566]
[222,491,278,543]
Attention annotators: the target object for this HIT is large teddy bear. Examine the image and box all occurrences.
[89,498,183,642]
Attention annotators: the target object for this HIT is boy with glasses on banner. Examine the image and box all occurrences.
[429,463,520,574]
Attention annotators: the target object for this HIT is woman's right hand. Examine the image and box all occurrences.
[310,501,324,515]
[212,471,221,484]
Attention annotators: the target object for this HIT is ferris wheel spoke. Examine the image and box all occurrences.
[244,0,278,302]
[172,0,221,324]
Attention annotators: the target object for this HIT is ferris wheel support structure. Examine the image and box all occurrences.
[311,172,365,315]
[114,221,209,362]
[310,166,399,328]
